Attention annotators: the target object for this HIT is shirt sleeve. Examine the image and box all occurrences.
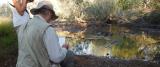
[43,27,67,63]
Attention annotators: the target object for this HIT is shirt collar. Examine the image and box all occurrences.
[35,15,46,22]
[35,15,52,25]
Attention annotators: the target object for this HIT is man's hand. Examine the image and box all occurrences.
[62,44,69,50]
[12,0,17,5]
[12,0,27,16]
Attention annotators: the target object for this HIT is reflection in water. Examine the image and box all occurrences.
[59,37,113,57]
[72,41,92,55]
[58,25,160,61]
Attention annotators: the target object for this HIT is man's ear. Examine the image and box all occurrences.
[48,11,53,19]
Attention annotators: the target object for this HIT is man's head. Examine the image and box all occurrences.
[30,1,58,22]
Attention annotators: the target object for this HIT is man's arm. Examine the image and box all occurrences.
[13,0,27,16]
[43,27,68,63]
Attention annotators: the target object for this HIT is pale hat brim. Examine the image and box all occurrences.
[30,1,58,20]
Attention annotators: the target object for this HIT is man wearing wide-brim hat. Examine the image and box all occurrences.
[16,1,68,67]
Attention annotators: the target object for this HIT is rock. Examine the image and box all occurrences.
[60,55,160,67]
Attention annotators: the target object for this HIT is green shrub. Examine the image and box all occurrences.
[149,0,160,9]
[51,0,160,22]
[0,18,18,66]
[52,0,118,21]
[0,18,17,48]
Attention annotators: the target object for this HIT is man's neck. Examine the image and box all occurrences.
[38,14,47,22]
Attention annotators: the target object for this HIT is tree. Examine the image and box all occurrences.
[0,4,12,17]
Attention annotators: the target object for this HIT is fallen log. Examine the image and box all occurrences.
[60,55,160,67]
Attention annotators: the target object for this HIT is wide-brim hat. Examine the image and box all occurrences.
[30,0,58,20]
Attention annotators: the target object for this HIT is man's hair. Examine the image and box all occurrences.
[39,8,50,16]
[28,0,34,2]
[38,6,52,16]
[34,5,58,20]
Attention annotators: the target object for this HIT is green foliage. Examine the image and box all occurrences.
[114,36,137,49]
[66,37,84,48]
[92,39,107,46]
[0,18,17,48]
[149,0,160,9]
[111,32,159,60]
[52,0,160,22]
[83,0,114,21]
[118,0,143,10]
[118,0,131,10]
[0,18,17,66]
[55,0,117,21]
[111,35,139,59]
[117,36,137,49]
